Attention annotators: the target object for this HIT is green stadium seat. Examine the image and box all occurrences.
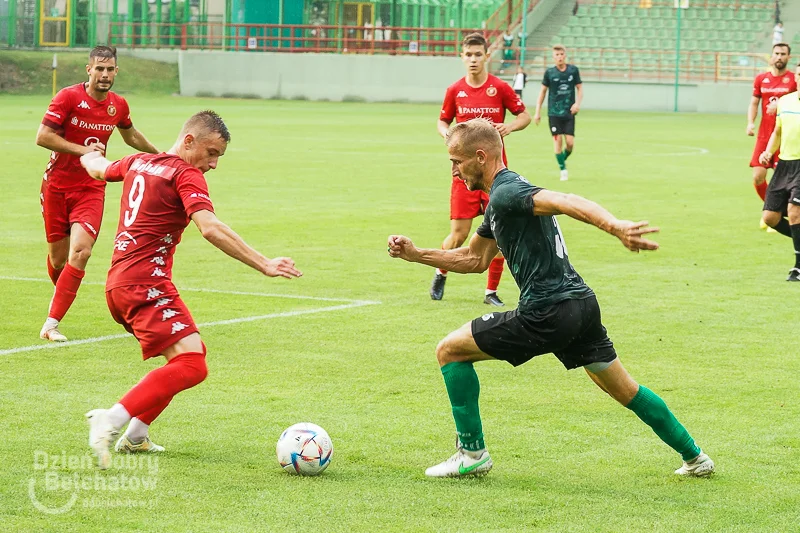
[574,36,586,47]
[588,6,601,17]
[619,28,631,39]
[586,36,599,47]
[721,8,733,21]
[583,27,594,37]
[624,6,636,18]
[595,27,608,38]
[599,6,612,17]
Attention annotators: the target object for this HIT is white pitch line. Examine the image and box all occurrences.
[0,300,378,356]
[0,276,377,304]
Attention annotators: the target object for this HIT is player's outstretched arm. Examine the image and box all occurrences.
[387,233,498,273]
[191,209,302,279]
[79,151,113,181]
[532,190,659,253]
[118,126,159,154]
[36,124,105,156]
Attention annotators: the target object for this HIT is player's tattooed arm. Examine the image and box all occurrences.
[118,126,159,154]
[79,152,112,181]
[36,124,105,156]
[531,190,659,253]
[387,233,498,273]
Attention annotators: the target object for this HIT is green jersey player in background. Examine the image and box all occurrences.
[388,118,714,479]
[534,45,583,181]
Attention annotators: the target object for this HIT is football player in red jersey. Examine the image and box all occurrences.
[79,111,301,467]
[432,32,531,307]
[747,43,796,231]
[36,46,159,343]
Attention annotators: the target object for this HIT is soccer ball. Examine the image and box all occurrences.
[276,423,333,476]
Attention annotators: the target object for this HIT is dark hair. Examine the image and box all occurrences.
[773,42,791,55]
[462,32,488,51]
[89,46,117,63]
[185,110,231,143]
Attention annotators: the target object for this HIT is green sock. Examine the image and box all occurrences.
[626,385,701,461]
[441,362,485,451]
[555,152,566,170]
[563,149,572,161]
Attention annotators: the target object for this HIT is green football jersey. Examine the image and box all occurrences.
[542,64,582,117]
[476,169,594,312]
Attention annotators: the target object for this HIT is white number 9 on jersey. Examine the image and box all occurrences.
[124,174,146,227]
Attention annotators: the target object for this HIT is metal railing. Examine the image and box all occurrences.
[108,22,486,56]
[497,48,769,82]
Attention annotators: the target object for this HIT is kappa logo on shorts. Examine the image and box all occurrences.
[171,322,189,334]
[481,313,495,321]
[146,288,164,300]
[154,298,173,308]
[150,256,166,266]
[151,267,167,277]
[162,309,180,321]
[161,234,173,244]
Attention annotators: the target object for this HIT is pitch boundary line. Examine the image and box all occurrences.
[0,276,381,356]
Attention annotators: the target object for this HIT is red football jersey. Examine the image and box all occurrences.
[753,71,797,138]
[103,153,214,290]
[41,83,133,191]
[440,74,525,165]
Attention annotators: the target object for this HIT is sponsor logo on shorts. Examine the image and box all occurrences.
[162,309,180,321]
[150,256,166,266]
[154,298,173,308]
[146,288,164,300]
[170,322,189,334]
[161,234,173,244]
[481,313,495,321]
[151,267,166,277]
[551,127,557,133]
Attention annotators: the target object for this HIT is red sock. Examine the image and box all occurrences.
[487,257,504,291]
[755,181,768,201]
[135,397,174,425]
[119,353,208,419]
[48,263,85,321]
[46,256,64,285]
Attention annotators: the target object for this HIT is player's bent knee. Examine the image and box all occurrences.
[169,353,208,389]
[762,211,782,227]
[69,246,92,267]
[435,339,459,366]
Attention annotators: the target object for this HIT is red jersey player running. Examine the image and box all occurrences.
[37,46,158,343]
[747,43,796,230]
[79,111,302,467]
[432,32,531,306]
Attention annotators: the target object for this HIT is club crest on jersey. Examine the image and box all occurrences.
[784,76,790,83]
[486,86,497,97]
[107,104,117,117]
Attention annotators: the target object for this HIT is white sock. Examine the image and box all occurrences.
[43,317,59,329]
[436,269,447,277]
[107,403,131,430]
[485,289,497,296]
[124,418,149,444]
[464,448,486,459]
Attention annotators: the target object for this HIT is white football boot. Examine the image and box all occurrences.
[40,321,67,342]
[674,452,715,477]
[425,447,493,478]
[115,435,165,454]
[86,409,119,469]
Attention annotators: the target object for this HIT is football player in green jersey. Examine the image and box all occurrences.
[534,45,583,181]
[388,118,714,479]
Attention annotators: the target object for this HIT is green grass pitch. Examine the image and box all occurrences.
[1,94,799,532]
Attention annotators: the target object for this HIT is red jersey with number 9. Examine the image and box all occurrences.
[753,71,797,139]
[41,83,133,191]
[103,153,214,290]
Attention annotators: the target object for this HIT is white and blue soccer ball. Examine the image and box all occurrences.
[276,422,333,476]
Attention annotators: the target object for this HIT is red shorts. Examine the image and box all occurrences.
[750,137,779,169]
[40,181,105,243]
[106,280,199,360]
[450,177,490,220]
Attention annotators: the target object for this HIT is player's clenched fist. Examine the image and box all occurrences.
[387,235,418,261]
[264,257,302,279]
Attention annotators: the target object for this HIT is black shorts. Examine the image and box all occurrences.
[548,115,575,136]
[514,89,523,97]
[764,158,800,213]
[471,295,617,370]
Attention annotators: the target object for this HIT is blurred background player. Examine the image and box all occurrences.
[433,32,531,306]
[759,62,800,280]
[80,111,302,467]
[534,45,583,181]
[512,66,527,98]
[747,43,795,229]
[37,45,158,343]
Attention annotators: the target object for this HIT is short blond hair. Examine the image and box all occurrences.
[445,118,502,158]
[552,44,566,53]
